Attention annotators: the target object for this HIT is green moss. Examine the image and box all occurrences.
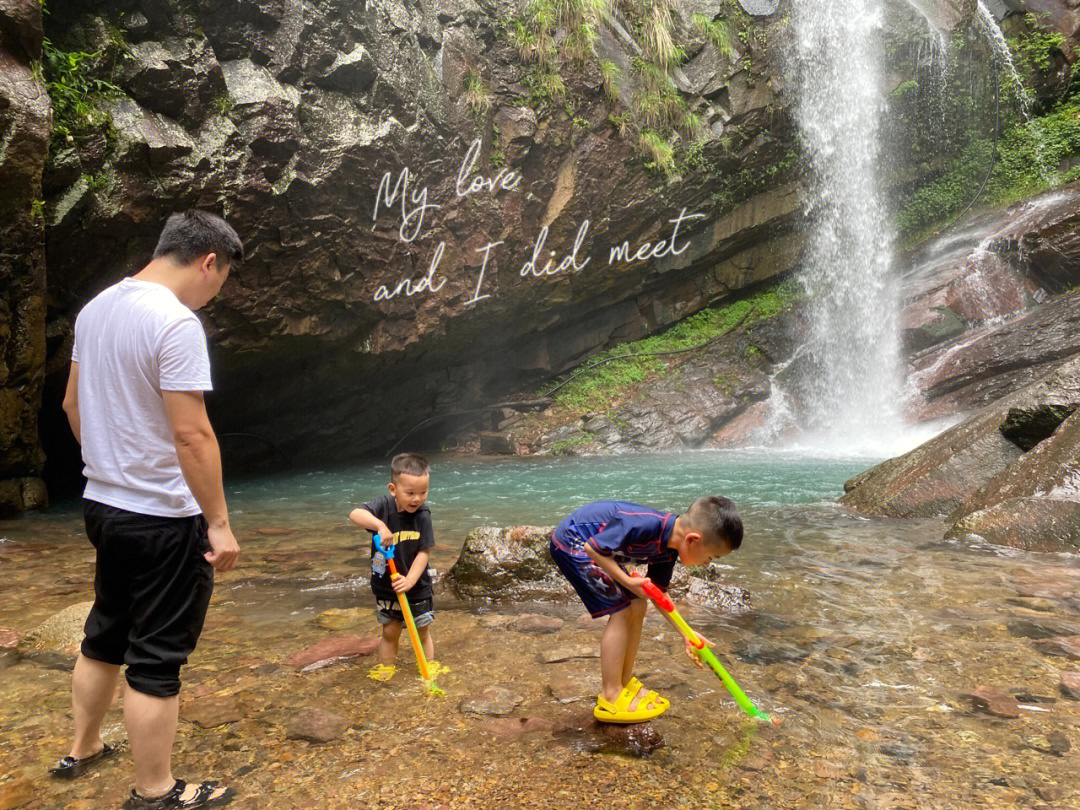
[1010,14,1066,74]
[543,278,802,413]
[550,434,594,455]
[897,99,1080,239]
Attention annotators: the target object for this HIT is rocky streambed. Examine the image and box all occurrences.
[2,480,1079,809]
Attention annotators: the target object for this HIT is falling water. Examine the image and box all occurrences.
[788,0,908,456]
[975,0,1034,117]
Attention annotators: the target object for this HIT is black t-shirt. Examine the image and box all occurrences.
[364,494,435,600]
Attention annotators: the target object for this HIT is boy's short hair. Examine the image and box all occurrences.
[153,209,244,271]
[685,496,743,551]
[391,452,430,480]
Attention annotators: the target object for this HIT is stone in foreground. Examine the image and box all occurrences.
[284,636,380,669]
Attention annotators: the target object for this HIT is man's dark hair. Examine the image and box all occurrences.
[153,209,244,271]
[391,452,430,480]
[686,495,743,551]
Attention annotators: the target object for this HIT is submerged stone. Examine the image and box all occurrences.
[458,686,524,717]
[284,635,380,668]
[285,708,350,744]
[1061,671,1080,700]
[182,694,243,728]
[1034,636,1080,660]
[315,607,373,631]
[968,685,1021,718]
[478,716,555,740]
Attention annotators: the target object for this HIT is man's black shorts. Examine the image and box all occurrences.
[81,499,214,697]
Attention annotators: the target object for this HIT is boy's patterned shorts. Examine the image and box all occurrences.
[376,596,434,628]
[549,539,635,618]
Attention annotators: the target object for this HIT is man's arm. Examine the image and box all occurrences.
[161,389,239,572]
[62,362,80,444]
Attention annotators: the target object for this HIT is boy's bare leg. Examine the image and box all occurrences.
[621,599,646,686]
[600,608,632,703]
[599,603,657,711]
[69,654,121,759]
[417,625,434,661]
[379,621,402,665]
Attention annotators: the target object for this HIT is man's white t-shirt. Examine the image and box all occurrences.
[72,278,212,517]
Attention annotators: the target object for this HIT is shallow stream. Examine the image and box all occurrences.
[2,451,1078,809]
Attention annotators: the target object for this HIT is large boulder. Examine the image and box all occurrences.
[843,353,1080,518]
[946,407,1080,551]
[448,525,752,611]
[17,601,93,661]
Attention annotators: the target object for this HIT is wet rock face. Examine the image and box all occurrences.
[0,0,50,515]
[843,353,1080,530]
[35,0,805,484]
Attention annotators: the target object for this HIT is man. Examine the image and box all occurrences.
[56,210,243,809]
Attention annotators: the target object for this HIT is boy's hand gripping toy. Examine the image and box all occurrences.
[633,574,777,724]
[373,534,443,696]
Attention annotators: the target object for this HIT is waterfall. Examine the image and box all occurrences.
[788,0,908,456]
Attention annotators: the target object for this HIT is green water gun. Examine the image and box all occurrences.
[634,574,778,724]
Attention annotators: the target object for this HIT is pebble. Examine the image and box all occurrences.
[285,708,350,743]
[315,608,373,631]
[507,614,564,634]
[181,694,243,728]
[459,686,525,717]
[1061,671,1080,700]
[537,645,598,663]
[0,629,21,650]
[968,685,1021,718]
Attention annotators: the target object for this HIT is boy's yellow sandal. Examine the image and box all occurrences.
[593,677,670,723]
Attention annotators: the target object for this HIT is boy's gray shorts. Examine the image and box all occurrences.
[375,597,434,628]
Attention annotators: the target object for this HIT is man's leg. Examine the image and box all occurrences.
[69,654,121,759]
[124,687,179,798]
[379,621,403,665]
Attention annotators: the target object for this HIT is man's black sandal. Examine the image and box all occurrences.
[122,780,236,810]
[48,742,116,779]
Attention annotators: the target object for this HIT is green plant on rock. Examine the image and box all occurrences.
[42,38,123,139]
[599,58,623,103]
[692,13,737,62]
[1010,13,1066,74]
[463,69,493,114]
[638,127,675,173]
[541,278,803,414]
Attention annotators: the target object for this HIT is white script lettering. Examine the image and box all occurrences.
[456,138,522,197]
[520,220,591,277]
[372,167,440,243]
[372,241,449,301]
[608,208,706,266]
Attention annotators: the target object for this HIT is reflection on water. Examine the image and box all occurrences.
[3,452,1079,808]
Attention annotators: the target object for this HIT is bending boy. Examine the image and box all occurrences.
[549,496,742,723]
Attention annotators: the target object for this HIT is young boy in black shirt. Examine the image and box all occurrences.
[349,453,436,671]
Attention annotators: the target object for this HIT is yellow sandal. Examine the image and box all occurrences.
[593,680,669,723]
